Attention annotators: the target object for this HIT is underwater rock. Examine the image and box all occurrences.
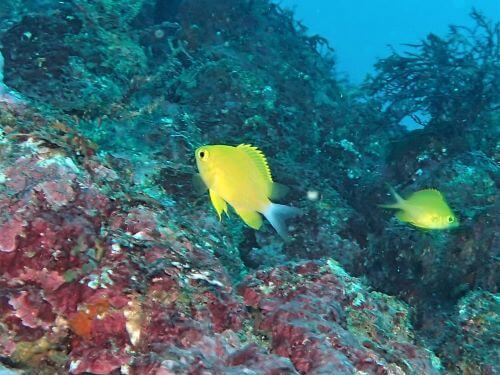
[0,4,146,115]
[0,0,497,373]
[452,291,499,373]
[424,290,500,374]
[0,109,283,373]
[0,104,443,374]
[239,260,441,374]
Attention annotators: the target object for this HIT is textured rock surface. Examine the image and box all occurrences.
[0,113,294,373]
[0,122,442,373]
[239,260,441,374]
[0,0,497,373]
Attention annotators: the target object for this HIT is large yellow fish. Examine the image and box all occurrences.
[380,187,459,229]
[194,144,301,238]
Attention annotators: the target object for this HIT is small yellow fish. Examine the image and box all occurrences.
[194,144,301,238]
[380,187,458,229]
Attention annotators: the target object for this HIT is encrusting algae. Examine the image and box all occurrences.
[194,144,301,238]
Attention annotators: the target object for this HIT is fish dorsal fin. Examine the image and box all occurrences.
[237,144,273,182]
[407,189,444,205]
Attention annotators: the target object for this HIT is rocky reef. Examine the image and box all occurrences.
[0,124,443,374]
[0,0,498,374]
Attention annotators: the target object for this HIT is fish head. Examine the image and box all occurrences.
[443,213,459,229]
[195,145,226,188]
[405,189,459,230]
[195,145,210,165]
[424,212,459,229]
[195,145,212,179]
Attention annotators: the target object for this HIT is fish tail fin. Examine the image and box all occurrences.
[379,185,405,209]
[378,203,400,209]
[263,203,301,239]
[389,186,404,203]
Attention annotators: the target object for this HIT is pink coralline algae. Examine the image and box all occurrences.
[0,104,450,375]
[239,261,441,374]
[0,124,445,374]
[16,267,66,292]
[0,123,299,374]
[35,180,76,209]
[0,218,25,252]
[8,291,55,330]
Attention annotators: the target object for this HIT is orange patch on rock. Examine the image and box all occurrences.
[68,299,110,339]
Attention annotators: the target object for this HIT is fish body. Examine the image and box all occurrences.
[381,187,458,230]
[195,144,300,238]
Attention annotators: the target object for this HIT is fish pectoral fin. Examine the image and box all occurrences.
[235,209,263,230]
[192,173,208,195]
[209,190,228,220]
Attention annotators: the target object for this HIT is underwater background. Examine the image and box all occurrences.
[0,0,498,374]
[281,0,499,83]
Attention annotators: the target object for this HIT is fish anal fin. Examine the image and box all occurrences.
[209,189,228,220]
[237,144,273,182]
[235,209,263,230]
[395,210,412,223]
[269,182,289,200]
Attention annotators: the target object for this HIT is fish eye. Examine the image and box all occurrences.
[198,149,209,160]
[448,216,454,223]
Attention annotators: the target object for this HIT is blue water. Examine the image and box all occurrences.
[278,0,500,82]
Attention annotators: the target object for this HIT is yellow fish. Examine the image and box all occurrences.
[194,144,301,238]
[380,187,458,229]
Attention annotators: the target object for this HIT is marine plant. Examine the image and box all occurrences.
[369,10,499,160]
